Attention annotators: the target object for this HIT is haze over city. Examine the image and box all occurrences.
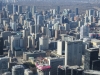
[0,0,100,75]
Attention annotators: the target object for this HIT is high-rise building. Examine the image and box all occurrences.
[0,12,3,23]
[0,57,9,74]
[30,25,35,34]
[11,35,22,53]
[13,4,16,14]
[89,15,94,23]
[84,16,89,23]
[41,27,47,35]
[18,5,22,14]
[27,34,35,50]
[76,8,79,15]
[55,30,60,40]
[2,8,7,18]
[46,57,64,75]
[11,14,18,22]
[0,1,2,11]
[6,4,13,14]
[32,6,36,16]
[1,31,11,40]
[80,24,89,39]
[52,9,56,15]
[65,40,83,66]
[28,35,32,48]
[84,48,99,70]
[15,5,18,12]
[63,23,70,31]
[60,15,65,24]
[31,34,35,50]
[22,29,30,49]
[57,6,60,14]
[57,40,65,55]
[37,15,45,26]
[86,10,89,16]
[89,9,94,16]
[12,65,24,75]
[78,21,84,27]
[39,36,49,50]
[26,6,31,12]
[0,37,4,55]
[10,22,17,31]
[92,60,100,71]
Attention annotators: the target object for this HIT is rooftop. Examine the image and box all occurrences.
[24,50,46,54]
[35,58,51,70]
[84,70,100,74]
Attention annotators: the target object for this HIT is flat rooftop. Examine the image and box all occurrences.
[84,70,100,74]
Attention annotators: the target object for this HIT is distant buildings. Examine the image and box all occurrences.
[39,36,49,50]
[80,24,89,39]
[57,6,60,14]
[0,1,100,75]
[0,1,2,11]
[0,37,4,55]
[76,8,79,15]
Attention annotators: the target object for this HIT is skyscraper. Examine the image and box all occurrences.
[57,6,60,14]
[65,40,83,66]
[84,48,99,70]
[39,36,49,50]
[32,6,36,16]
[13,4,16,14]
[12,65,24,75]
[80,24,89,39]
[11,35,21,53]
[18,5,22,14]
[10,22,17,31]
[89,9,94,16]
[0,57,9,74]
[6,4,13,14]
[30,25,35,34]
[46,57,64,75]
[76,8,79,15]
[57,40,65,55]
[0,37,3,55]
[0,1,2,11]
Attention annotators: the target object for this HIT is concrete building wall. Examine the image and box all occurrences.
[65,41,82,66]
[47,57,64,75]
